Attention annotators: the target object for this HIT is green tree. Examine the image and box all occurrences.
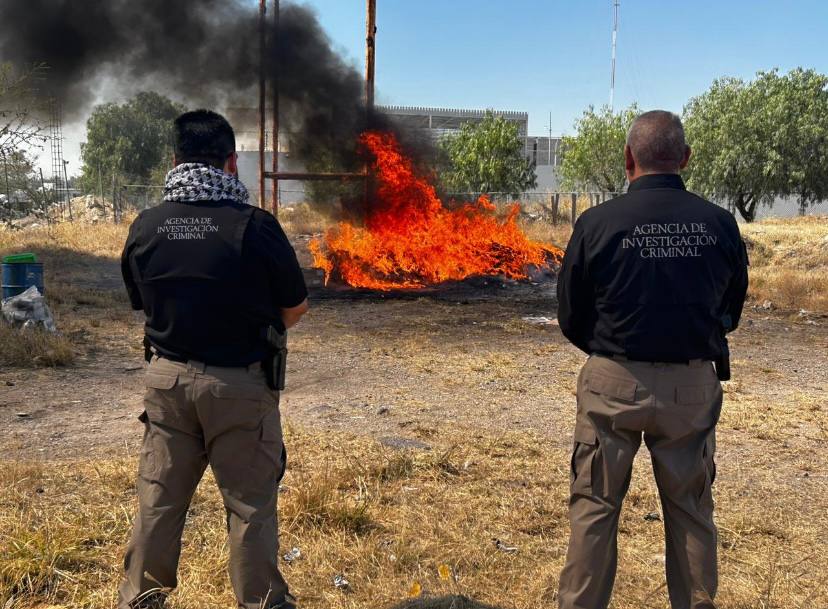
[80,91,186,193]
[438,111,536,197]
[758,69,828,214]
[683,69,828,222]
[560,104,638,194]
[0,62,47,157]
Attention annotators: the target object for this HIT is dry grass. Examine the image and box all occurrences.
[518,213,828,313]
[0,216,826,608]
[1,425,826,609]
[741,216,828,312]
[0,219,131,261]
[0,220,134,366]
[0,323,74,367]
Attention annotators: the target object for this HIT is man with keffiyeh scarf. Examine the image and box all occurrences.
[119,110,308,609]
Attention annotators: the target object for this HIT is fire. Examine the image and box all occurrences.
[310,131,563,291]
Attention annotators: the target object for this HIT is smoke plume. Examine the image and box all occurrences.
[0,0,417,171]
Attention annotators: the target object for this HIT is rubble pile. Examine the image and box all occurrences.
[0,195,117,230]
[52,195,114,224]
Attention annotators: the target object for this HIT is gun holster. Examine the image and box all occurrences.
[715,314,733,381]
[263,326,288,391]
[714,345,731,381]
[143,336,153,364]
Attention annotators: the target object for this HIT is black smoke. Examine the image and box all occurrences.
[0,0,424,172]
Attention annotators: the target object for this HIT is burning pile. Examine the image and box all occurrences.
[310,132,563,291]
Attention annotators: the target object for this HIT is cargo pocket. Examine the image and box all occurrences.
[699,432,717,510]
[137,410,156,479]
[570,424,598,494]
[143,371,178,413]
[256,409,283,467]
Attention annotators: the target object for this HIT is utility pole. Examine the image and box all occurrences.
[610,0,619,110]
[548,111,553,165]
[364,0,377,213]
[271,0,280,216]
[258,0,267,209]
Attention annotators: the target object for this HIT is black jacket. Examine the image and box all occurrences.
[121,199,307,367]
[557,174,748,362]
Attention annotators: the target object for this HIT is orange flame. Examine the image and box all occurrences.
[310,131,562,291]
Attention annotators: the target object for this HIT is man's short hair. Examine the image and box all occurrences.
[173,110,236,169]
[627,110,687,173]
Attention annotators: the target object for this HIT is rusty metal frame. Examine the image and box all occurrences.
[259,0,376,216]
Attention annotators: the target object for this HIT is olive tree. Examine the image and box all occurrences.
[438,111,536,197]
[559,104,638,194]
[683,69,828,221]
[80,91,186,192]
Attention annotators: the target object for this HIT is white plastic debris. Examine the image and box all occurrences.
[522,316,559,326]
[493,538,518,553]
[283,547,301,563]
[1,286,56,332]
[333,574,350,591]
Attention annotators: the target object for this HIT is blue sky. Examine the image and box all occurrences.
[54,0,828,171]
[301,0,828,136]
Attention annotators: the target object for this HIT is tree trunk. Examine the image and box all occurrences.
[735,194,757,223]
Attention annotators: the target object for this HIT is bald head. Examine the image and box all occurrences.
[625,110,690,176]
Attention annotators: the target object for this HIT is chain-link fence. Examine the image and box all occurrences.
[443,191,828,225]
[37,184,825,229]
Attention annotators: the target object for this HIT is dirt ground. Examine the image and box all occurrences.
[1,246,826,496]
[1,230,827,608]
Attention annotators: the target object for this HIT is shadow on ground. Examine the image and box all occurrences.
[388,595,509,609]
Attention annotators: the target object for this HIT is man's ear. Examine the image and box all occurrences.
[224,152,238,176]
[172,155,179,169]
[680,145,691,170]
[624,145,636,176]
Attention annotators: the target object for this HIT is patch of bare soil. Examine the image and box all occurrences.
[1,236,827,608]
[2,253,827,522]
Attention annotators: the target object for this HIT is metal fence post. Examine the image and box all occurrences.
[552,192,559,224]
[570,192,577,226]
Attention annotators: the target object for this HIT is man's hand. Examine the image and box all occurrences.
[281,298,309,329]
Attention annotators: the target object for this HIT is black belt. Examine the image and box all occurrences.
[143,336,188,364]
[599,353,708,367]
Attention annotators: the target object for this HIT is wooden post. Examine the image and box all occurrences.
[258,0,267,209]
[112,170,117,224]
[39,168,49,224]
[551,192,559,225]
[365,0,376,113]
[570,192,577,226]
[271,0,280,216]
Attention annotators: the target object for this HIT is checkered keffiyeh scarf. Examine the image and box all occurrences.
[163,163,250,205]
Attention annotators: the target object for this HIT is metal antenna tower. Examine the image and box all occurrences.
[610,0,619,110]
[49,100,67,216]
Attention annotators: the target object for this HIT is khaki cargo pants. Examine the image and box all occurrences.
[118,357,291,609]
[558,355,722,609]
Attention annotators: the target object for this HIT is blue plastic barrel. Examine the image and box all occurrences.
[1,262,44,300]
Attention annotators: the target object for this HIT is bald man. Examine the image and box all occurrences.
[556,110,748,609]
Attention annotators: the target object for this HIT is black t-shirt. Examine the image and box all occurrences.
[557,174,748,363]
[121,199,308,367]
